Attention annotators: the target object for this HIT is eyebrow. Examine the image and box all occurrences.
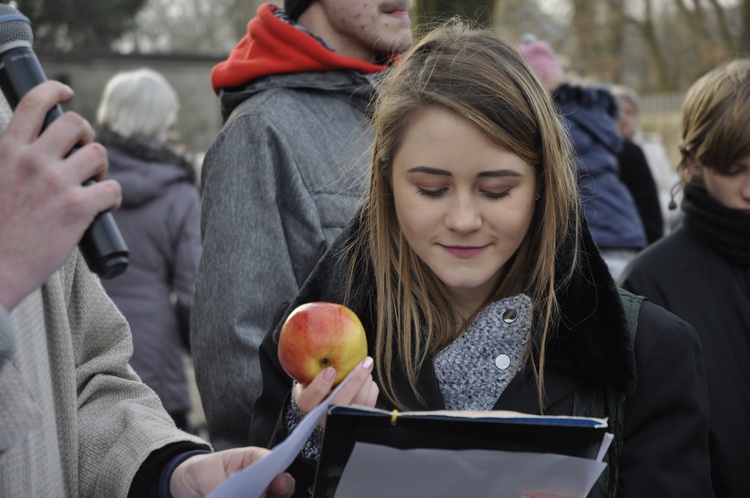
[406,166,523,178]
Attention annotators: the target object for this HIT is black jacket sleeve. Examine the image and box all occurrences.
[617,139,664,244]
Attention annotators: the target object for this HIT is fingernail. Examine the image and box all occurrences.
[323,367,336,381]
[363,357,373,370]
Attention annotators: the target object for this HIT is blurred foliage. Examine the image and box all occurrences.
[414,0,494,27]
[13,0,750,92]
[14,0,147,50]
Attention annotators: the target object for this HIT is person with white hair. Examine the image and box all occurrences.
[612,85,682,233]
[95,67,201,431]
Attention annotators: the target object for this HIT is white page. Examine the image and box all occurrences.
[207,374,354,498]
[334,442,607,498]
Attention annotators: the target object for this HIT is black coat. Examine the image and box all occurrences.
[251,214,713,498]
[621,222,750,497]
[617,139,664,244]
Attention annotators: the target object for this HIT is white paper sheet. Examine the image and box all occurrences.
[206,374,354,498]
[333,443,608,498]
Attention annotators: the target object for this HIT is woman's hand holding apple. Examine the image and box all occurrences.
[293,356,379,428]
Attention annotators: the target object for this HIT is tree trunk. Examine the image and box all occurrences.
[414,0,494,28]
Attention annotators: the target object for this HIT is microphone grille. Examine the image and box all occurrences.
[0,5,33,47]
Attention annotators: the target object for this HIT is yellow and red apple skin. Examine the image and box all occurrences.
[278,302,368,386]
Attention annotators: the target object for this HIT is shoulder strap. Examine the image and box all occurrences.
[573,289,643,498]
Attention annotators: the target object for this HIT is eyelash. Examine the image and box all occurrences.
[415,187,511,200]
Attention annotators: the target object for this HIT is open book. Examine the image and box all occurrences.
[314,405,612,498]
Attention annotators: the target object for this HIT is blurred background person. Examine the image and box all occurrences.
[613,85,682,233]
[518,35,647,279]
[615,118,664,245]
[96,67,201,432]
[620,59,750,498]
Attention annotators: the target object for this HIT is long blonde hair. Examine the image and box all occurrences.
[348,21,581,409]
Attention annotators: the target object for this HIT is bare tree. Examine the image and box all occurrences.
[16,0,147,50]
[739,0,750,55]
[414,0,495,27]
[115,0,262,54]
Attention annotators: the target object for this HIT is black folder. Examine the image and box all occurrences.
[312,406,609,498]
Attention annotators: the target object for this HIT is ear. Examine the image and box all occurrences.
[686,155,704,180]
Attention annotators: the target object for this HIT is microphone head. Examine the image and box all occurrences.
[0,5,33,48]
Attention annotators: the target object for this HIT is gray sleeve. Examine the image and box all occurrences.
[0,306,41,456]
[62,252,209,496]
[190,114,322,449]
[0,306,13,372]
[168,183,203,340]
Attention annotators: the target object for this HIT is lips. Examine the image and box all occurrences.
[380,1,409,15]
[440,245,489,258]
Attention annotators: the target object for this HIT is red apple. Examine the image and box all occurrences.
[278,302,368,386]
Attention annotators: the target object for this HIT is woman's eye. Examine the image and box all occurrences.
[483,190,511,200]
[416,187,446,198]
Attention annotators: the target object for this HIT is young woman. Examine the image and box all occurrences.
[249,23,713,498]
[620,59,750,497]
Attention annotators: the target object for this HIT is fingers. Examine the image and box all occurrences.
[230,446,296,498]
[5,80,74,144]
[294,357,378,418]
[62,140,113,187]
[331,357,375,406]
[265,473,295,498]
[295,366,337,414]
[36,110,97,162]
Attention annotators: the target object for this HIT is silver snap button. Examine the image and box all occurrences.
[502,309,517,323]
[495,354,511,370]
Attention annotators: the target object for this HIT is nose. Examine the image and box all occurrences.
[444,193,482,233]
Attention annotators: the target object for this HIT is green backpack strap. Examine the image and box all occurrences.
[573,289,643,498]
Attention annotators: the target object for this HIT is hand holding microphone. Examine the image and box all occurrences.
[0,5,129,280]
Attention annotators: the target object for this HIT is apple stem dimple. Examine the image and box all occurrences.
[319,358,332,367]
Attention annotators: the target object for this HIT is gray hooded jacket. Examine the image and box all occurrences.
[192,66,378,449]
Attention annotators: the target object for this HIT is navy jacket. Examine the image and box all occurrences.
[555,84,646,249]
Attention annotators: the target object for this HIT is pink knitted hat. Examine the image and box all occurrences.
[517,34,565,88]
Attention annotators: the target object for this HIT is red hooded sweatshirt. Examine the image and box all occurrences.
[211,3,390,94]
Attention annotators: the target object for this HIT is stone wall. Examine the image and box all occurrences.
[37,50,226,158]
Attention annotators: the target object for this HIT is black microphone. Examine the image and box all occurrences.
[0,5,129,279]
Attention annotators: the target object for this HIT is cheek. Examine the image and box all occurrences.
[394,194,425,238]
[331,5,374,30]
[493,207,534,244]
[704,176,737,206]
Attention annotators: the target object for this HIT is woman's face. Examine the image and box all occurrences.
[391,107,538,310]
[690,154,750,214]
